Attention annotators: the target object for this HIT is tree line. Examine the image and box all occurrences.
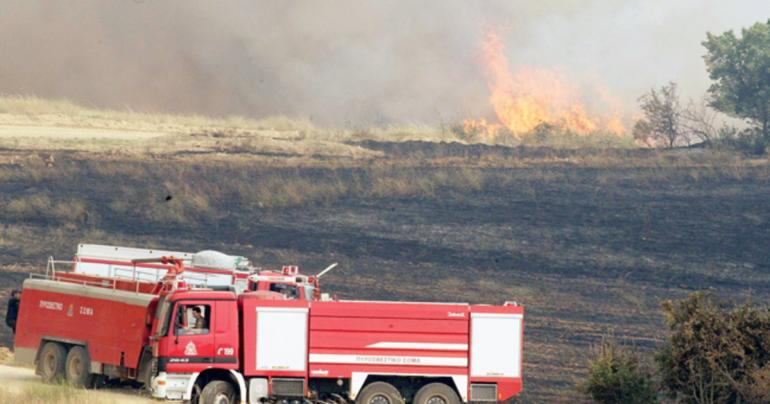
[633,19,770,154]
[580,292,770,404]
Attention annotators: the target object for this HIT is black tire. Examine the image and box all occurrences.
[413,383,461,404]
[356,381,405,404]
[190,382,202,404]
[199,380,236,404]
[37,342,67,383]
[65,346,94,387]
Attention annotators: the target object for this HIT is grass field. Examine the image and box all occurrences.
[0,364,150,404]
[0,384,116,404]
[0,95,634,159]
[1,98,768,402]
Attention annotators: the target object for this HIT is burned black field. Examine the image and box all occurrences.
[1,143,769,401]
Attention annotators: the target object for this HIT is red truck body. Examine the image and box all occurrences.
[14,253,524,404]
[16,277,155,372]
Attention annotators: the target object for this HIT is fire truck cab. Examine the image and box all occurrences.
[247,265,322,301]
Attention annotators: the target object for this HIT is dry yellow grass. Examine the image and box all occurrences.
[0,363,151,404]
[0,95,384,160]
[0,384,104,404]
[0,95,465,143]
[0,94,308,133]
[0,94,642,161]
[0,347,13,365]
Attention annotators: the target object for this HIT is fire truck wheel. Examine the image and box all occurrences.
[199,380,237,404]
[412,383,461,404]
[38,342,67,383]
[65,346,95,387]
[356,381,405,404]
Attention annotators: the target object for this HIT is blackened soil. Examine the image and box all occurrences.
[1,146,768,401]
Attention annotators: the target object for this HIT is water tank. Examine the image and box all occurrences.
[192,250,243,271]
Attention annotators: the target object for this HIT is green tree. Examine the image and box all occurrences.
[703,19,770,140]
[657,292,770,404]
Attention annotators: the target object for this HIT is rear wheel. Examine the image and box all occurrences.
[199,380,236,404]
[37,342,67,383]
[413,383,461,404]
[356,381,405,404]
[65,346,94,387]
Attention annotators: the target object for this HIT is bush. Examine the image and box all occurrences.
[580,337,658,404]
[657,292,770,403]
[712,128,767,156]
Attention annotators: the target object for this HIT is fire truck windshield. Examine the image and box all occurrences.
[155,297,172,336]
[269,283,299,299]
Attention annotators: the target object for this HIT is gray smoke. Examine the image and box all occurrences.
[0,0,767,127]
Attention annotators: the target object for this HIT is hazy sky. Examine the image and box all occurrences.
[1,1,768,126]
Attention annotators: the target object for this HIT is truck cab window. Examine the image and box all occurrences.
[176,304,210,335]
[269,283,299,299]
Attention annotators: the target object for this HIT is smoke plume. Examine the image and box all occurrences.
[0,1,767,127]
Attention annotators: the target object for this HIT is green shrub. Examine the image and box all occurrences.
[712,128,768,156]
[657,292,770,403]
[580,337,658,404]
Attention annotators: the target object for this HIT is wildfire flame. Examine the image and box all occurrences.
[467,30,626,140]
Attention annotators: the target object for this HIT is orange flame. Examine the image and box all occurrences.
[468,30,625,140]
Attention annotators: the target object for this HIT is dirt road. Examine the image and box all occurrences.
[0,364,155,403]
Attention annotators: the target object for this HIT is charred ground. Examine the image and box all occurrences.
[1,142,769,402]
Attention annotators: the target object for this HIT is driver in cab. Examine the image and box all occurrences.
[180,306,208,335]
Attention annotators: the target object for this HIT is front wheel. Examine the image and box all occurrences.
[37,342,66,383]
[356,381,405,404]
[199,380,236,404]
[413,383,461,404]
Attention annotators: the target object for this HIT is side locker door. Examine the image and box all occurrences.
[470,312,523,378]
[255,305,309,373]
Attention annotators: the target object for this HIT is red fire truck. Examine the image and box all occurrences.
[14,251,524,403]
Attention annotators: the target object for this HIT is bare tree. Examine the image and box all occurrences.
[633,82,683,148]
[681,96,721,145]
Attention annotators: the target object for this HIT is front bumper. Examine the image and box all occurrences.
[151,371,197,401]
